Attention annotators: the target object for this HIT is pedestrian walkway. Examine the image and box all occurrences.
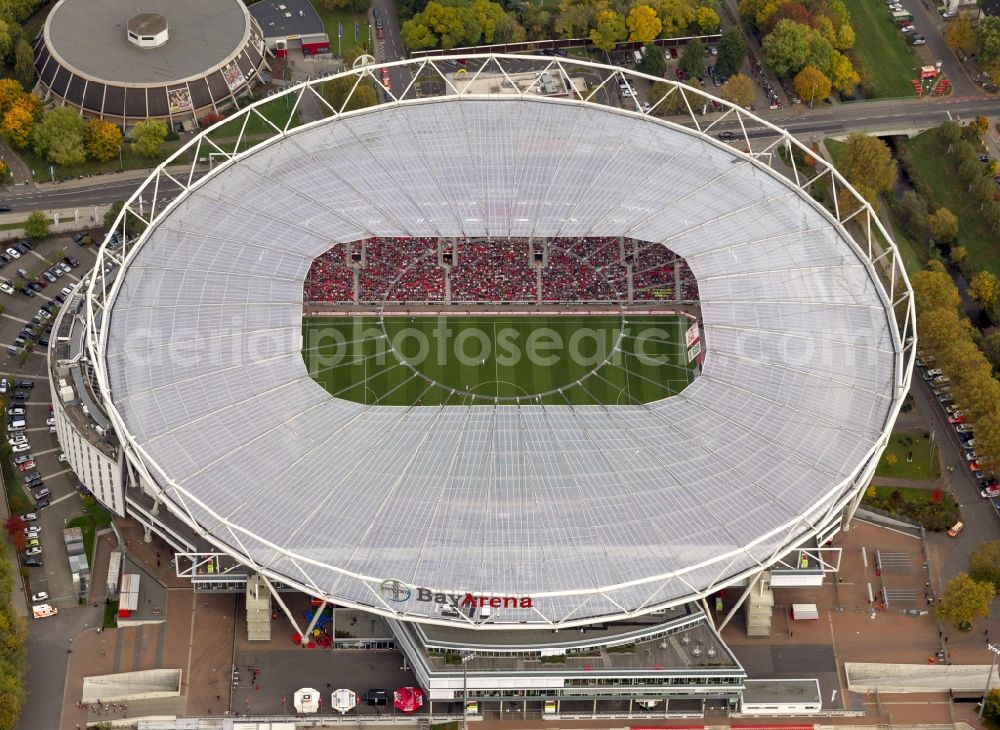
[871,476,940,488]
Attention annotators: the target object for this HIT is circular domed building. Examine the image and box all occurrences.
[33,0,269,125]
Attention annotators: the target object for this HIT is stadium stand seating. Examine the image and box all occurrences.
[303,237,698,304]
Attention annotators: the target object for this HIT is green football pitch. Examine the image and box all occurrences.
[302,315,697,406]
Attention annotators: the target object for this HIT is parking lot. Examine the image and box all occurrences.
[1,230,101,608]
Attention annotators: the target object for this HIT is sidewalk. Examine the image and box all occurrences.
[0,206,109,242]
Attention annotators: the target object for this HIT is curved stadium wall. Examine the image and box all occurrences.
[82,56,915,629]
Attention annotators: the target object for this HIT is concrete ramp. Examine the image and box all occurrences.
[846,662,998,693]
[82,668,182,702]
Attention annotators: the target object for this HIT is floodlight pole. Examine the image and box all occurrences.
[979,643,1000,719]
[461,651,476,730]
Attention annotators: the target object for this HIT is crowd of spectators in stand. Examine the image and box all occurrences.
[451,239,535,301]
[303,242,355,302]
[632,241,697,302]
[303,236,698,303]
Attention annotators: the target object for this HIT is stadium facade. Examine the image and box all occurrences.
[33,0,268,124]
[50,56,914,717]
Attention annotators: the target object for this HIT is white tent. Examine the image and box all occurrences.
[331,688,358,714]
[293,687,321,714]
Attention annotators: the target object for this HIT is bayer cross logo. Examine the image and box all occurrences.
[380,579,412,602]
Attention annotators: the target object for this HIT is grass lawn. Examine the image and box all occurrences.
[904,130,1000,275]
[103,599,119,629]
[863,484,959,530]
[213,96,302,140]
[309,1,369,58]
[875,431,940,480]
[824,137,845,165]
[840,0,920,98]
[15,144,181,182]
[303,315,698,406]
[66,515,94,566]
[0,217,55,232]
[65,496,113,566]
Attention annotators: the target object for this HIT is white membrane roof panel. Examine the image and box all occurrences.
[102,95,901,625]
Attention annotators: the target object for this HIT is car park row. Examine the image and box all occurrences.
[916,356,998,511]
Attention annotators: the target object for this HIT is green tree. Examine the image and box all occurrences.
[322,0,369,11]
[911,269,960,313]
[85,119,123,163]
[970,114,990,137]
[22,210,49,240]
[471,0,509,44]
[937,120,962,152]
[1,94,36,149]
[970,542,1000,592]
[935,573,996,629]
[103,200,148,237]
[969,271,1000,309]
[896,190,928,240]
[638,44,667,77]
[322,75,379,112]
[984,688,1000,722]
[927,207,958,243]
[693,6,719,34]
[32,107,86,166]
[972,173,995,203]
[977,15,1000,62]
[721,73,755,108]
[793,66,831,106]
[828,50,859,92]
[949,245,967,264]
[982,331,1000,369]
[0,0,40,23]
[493,12,526,43]
[837,133,896,196]
[589,9,626,51]
[0,18,11,64]
[554,0,596,38]
[12,37,31,89]
[945,11,978,55]
[130,119,168,158]
[401,1,481,50]
[647,80,692,116]
[762,19,834,77]
[715,27,748,77]
[627,5,661,43]
[679,38,705,78]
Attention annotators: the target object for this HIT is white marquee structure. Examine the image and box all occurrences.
[82,55,915,630]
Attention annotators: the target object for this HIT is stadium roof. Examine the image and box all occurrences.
[91,57,913,628]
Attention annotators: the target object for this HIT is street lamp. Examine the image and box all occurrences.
[461,651,476,730]
[979,642,1000,719]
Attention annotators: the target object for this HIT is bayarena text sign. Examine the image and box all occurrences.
[380,579,534,609]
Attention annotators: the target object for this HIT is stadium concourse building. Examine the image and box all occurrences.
[32,0,269,125]
[50,56,914,717]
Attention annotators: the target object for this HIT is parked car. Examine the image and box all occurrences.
[923,368,943,380]
[25,558,42,567]
[41,271,56,283]
[31,592,48,602]
[957,424,975,434]
[25,547,41,556]
[11,443,30,453]
[18,460,35,472]
[911,35,926,44]
[22,512,37,522]
[13,454,32,464]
